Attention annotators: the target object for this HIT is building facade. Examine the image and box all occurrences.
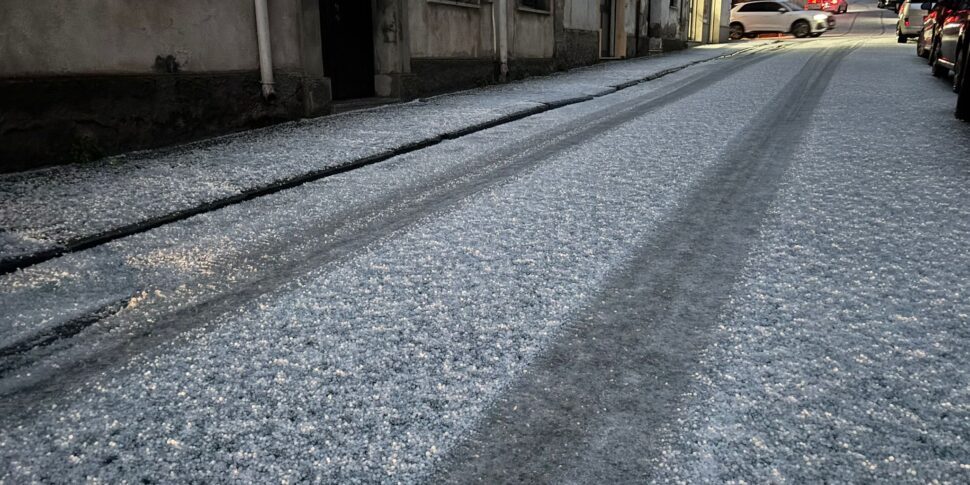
[0,0,728,173]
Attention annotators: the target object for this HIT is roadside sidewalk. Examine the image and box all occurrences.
[0,42,774,271]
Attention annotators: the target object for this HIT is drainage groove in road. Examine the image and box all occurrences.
[430,43,860,484]
[0,47,785,412]
[0,44,782,277]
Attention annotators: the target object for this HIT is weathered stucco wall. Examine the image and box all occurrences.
[624,0,651,57]
[374,0,411,97]
[511,8,554,58]
[554,0,596,69]
[563,0,598,31]
[645,0,688,50]
[0,0,328,173]
[625,0,636,34]
[408,0,493,58]
[0,0,705,173]
[0,0,308,76]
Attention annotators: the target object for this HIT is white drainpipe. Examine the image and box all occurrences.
[496,0,509,81]
[254,0,276,98]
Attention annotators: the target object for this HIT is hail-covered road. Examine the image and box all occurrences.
[2,2,969,483]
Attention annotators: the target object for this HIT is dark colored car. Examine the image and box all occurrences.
[923,1,961,63]
[880,0,903,12]
[916,0,955,58]
[957,33,970,119]
[930,0,970,90]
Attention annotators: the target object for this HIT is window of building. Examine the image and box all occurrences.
[520,0,551,11]
[428,0,481,6]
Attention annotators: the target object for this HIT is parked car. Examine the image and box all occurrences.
[930,0,970,87]
[957,33,970,119]
[918,2,942,56]
[806,0,848,13]
[880,0,903,12]
[730,0,831,39]
[899,1,931,42]
[922,0,961,60]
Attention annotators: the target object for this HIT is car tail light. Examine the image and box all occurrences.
[905,19,911,26]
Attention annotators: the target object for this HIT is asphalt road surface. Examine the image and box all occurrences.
[2,2,969,483]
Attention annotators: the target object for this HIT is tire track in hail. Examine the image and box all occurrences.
[430,42,861,485]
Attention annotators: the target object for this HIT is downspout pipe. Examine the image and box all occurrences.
[254,0,276,99]
[497,0,509,82]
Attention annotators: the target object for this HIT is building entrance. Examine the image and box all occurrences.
[600,0,617,57]
[321,0,376,100]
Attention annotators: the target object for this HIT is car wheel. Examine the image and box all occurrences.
[809,32,822,37]
[958,87,970,120]
[730,22,744,40]
[840,4,847,13]
[792,20,811,38]
[957,61,970,120]
[897,28,907,43]
[931,43,949,77]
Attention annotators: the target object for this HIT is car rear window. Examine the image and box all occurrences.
[740,2,784,11]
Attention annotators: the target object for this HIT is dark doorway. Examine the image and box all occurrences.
[321,0,375,100]
[600,0,616,58]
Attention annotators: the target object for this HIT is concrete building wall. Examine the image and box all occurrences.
[374,0,412,97]
[0,0,308,76]
[647,0,689,51]
[405,0,495,97]
[408,0,493,58]
[0,0,328,173]
[511,9,555,59]
[556,0,601,69]
[624,0,651,57]
[1,0,720,173]
[716,0,731,43]
[563,0,599,30]
[685,0,727,44]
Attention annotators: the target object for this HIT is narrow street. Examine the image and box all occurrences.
[2,2,969,482]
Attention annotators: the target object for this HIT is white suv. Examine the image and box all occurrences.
[896,0,930,42]
[730,0,830,39]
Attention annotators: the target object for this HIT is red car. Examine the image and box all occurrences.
[806,0,848,13]
[930,0,970,90]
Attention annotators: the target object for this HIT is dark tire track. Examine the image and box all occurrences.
[430,43,859,484]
